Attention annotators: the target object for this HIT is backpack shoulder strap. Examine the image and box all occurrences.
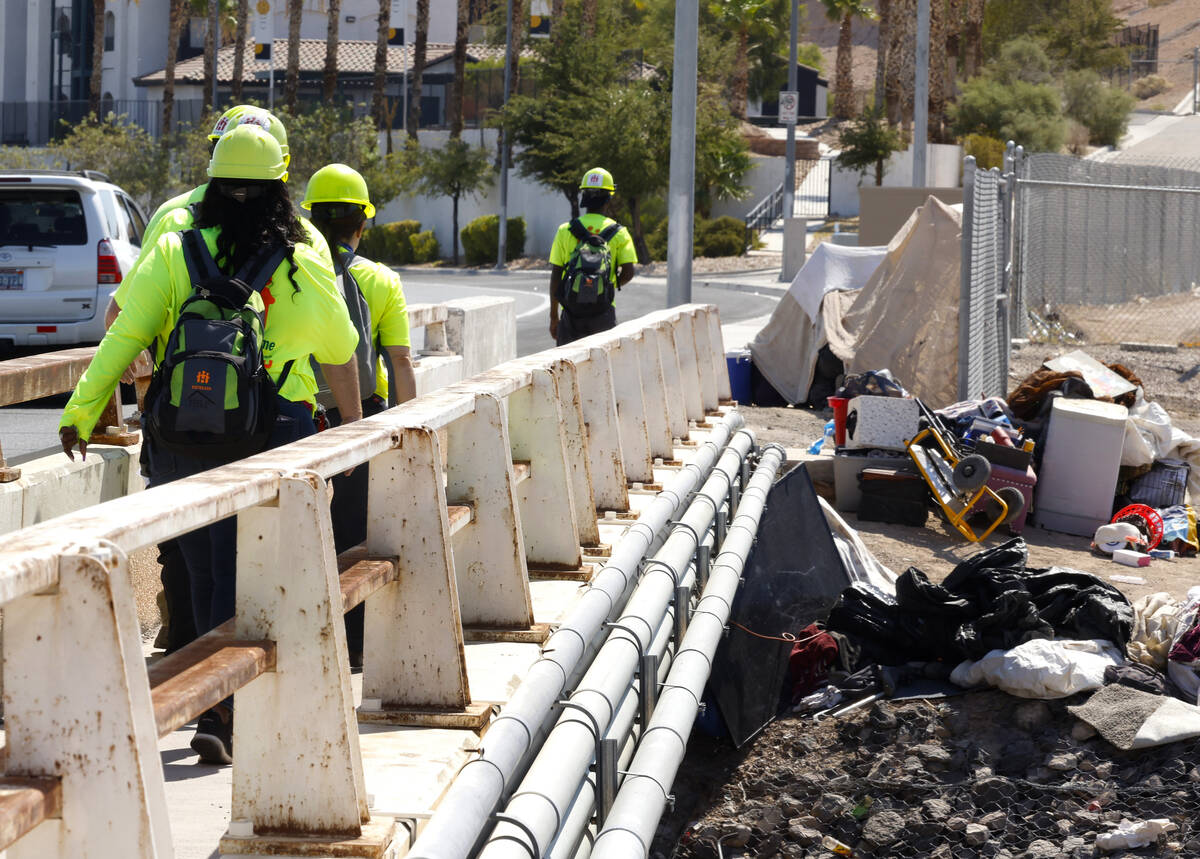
[179,229,222,287]
[598,222,623,243]
[237,241,290,294]
[567,218,591,244]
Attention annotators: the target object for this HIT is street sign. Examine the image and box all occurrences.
[779,90,799,125]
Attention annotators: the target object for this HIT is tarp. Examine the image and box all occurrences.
[748,242,887,404]
[825,197,963,408]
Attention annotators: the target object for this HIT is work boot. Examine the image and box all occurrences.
[191,704,233,766]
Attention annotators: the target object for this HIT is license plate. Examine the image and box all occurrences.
[0,269,23,291]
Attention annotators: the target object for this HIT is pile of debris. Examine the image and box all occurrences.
[668,691,1200,858]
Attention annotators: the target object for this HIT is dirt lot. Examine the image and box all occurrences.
[650,351,1200,859]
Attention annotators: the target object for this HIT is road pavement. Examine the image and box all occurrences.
[0,268,783,459]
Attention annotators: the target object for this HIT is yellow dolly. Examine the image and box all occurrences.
[905,422,1025,543]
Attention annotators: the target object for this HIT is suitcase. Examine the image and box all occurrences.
[858,467,929,526]
[844,395,920,452]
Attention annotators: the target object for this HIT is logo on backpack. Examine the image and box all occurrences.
[145,229,293,462]
[560,218,622,317]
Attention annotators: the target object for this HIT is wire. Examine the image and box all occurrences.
[727,621,827,645]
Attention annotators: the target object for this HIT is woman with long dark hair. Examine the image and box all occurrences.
[58,125,362,764]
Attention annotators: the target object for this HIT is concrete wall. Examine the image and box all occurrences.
[445,297,518,379]
[375,128,571,260]
[829,142,962,217]
[712,154,786,220]
[858,186,964,246]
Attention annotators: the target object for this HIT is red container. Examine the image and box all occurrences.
[828,396,849,447]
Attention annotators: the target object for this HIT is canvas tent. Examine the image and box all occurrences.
[750,196,963,407]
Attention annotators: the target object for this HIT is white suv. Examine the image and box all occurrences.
[0,170,146,350]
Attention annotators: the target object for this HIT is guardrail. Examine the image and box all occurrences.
[0,303,730,858]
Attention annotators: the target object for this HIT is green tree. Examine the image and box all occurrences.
[983,0,1127,72]
[834,106,905,185]
[706,0,779,119]
[950,37,1065,152]
[694,84,753,216]
[820,0,876,120]
[50,115,172,210]
[416,139,494,265]
[1062,69,1134,146]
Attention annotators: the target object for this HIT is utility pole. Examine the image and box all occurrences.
[497,0,513,270]
[781,0,798,221]
[1193,46,1198,115]
[666,0,698,307]
[211,0,220,109]
[913,0,929,187]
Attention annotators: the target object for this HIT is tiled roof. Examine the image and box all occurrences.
[135,39,531,85]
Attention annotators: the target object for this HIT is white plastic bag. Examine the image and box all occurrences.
[950,639,1122,698]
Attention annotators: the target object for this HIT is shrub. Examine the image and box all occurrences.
[1131,74,1170,100]
[952,76,1065,153]
[1065,120,1091,156]
[409,230,440,264]
[1063,70,1135,147]
[358,220,421,265]
[695,216,748,258]
[460,215,526,266]
[962,134,1006,170]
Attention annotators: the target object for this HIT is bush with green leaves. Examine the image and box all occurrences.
[409,230,440,264]
[1131,74,1170,100]
[695,216,748,258]
[460,215,526,266]
[951,40,1065,153]
[45,114,173,210]
[359,220,422,265]
[963,134,1007,170]
[1063,69,1135,146]
[835,106,907,186]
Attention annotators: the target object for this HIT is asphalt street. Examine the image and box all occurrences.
[0,269,781,459]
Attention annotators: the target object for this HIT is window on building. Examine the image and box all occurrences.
[104,11,115,51]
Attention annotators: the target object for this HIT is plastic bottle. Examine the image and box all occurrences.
[821,835,853,856]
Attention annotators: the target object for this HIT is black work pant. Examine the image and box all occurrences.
[557,306,617,345]
[328,394,388,655]
[158,538,196,654]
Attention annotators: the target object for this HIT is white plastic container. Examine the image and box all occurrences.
[843,395,920,452]
[1034,398,1128,537]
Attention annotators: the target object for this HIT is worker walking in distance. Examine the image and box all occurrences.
[302,163,418,669]
[548,167,637,345]
[59,125,363,766]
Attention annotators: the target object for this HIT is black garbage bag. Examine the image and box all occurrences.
[1022,567,1134,651]
[826,582,934,665]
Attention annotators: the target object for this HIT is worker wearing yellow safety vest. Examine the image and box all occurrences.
[548,167,637,345]
[59,125,363,766]
[301,162,418,669]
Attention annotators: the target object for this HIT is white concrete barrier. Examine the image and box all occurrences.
[0,304,729,859]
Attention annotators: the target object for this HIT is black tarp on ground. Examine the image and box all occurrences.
[709,464,853,747]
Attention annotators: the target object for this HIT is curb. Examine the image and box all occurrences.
[390,265,792,295]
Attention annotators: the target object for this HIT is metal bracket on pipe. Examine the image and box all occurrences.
[488,812,543,859]
[672,584,692,645]
[729,478,740,514]
[638,653,661,727]
[715,509,728,547]
[696,543,711,589]
[597,736,620,827]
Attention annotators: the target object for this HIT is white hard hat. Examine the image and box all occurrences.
[1094,522,1142,554]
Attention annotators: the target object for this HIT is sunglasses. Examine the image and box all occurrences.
[217,184,269,202]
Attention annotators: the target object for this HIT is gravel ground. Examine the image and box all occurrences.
[656,347,1200,859]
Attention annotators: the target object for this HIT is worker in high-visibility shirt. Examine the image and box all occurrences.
[59,126,363,766]
[301,162,418,669]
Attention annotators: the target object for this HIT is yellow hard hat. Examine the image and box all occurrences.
[580,167,615,192]
[207,125,288,182]
[209,105,252,141]
[301,163,376,219]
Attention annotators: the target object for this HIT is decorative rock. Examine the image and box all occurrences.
[915,743,953,765]
[1047,753,1078,771]
[979,811,1008,830]
[965,823,990,846]
[1025,838,1061,858]
[1071,721,1097,741]
[946,816,970,832]
[862,810,905,847]
[923,798,953,821]
[812,794,848,823]
[723,825,753,847]
[786,825,821,847]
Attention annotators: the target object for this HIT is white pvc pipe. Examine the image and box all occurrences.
[408,414,747,859]
[591,445,787,858]
[477,431,756,859]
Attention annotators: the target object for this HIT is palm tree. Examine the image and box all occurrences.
[885,0,914,125]
[285,0,302,112]
[408,0,429,139]
[371,0,389,132]
[231,0,248,101]
[203,0,217,111]
[873,0,889,112]
[582,0,597,37]
[707,0,775,120]
[928,0,947,141]
[449,0,468,139]
[820,0,874,121]
[163,0,185,139]
[323,0,341,100]
[90,0,105,120]
[964,0,985,79]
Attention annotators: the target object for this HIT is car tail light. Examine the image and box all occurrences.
[97,238,122,284]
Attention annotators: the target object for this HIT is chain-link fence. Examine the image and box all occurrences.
[960,158,1009,400]
[1013,153,1200,348]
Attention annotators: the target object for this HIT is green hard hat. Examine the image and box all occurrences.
[207,125,288,182]
[580,167,615,191]
[301,163,376,218]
